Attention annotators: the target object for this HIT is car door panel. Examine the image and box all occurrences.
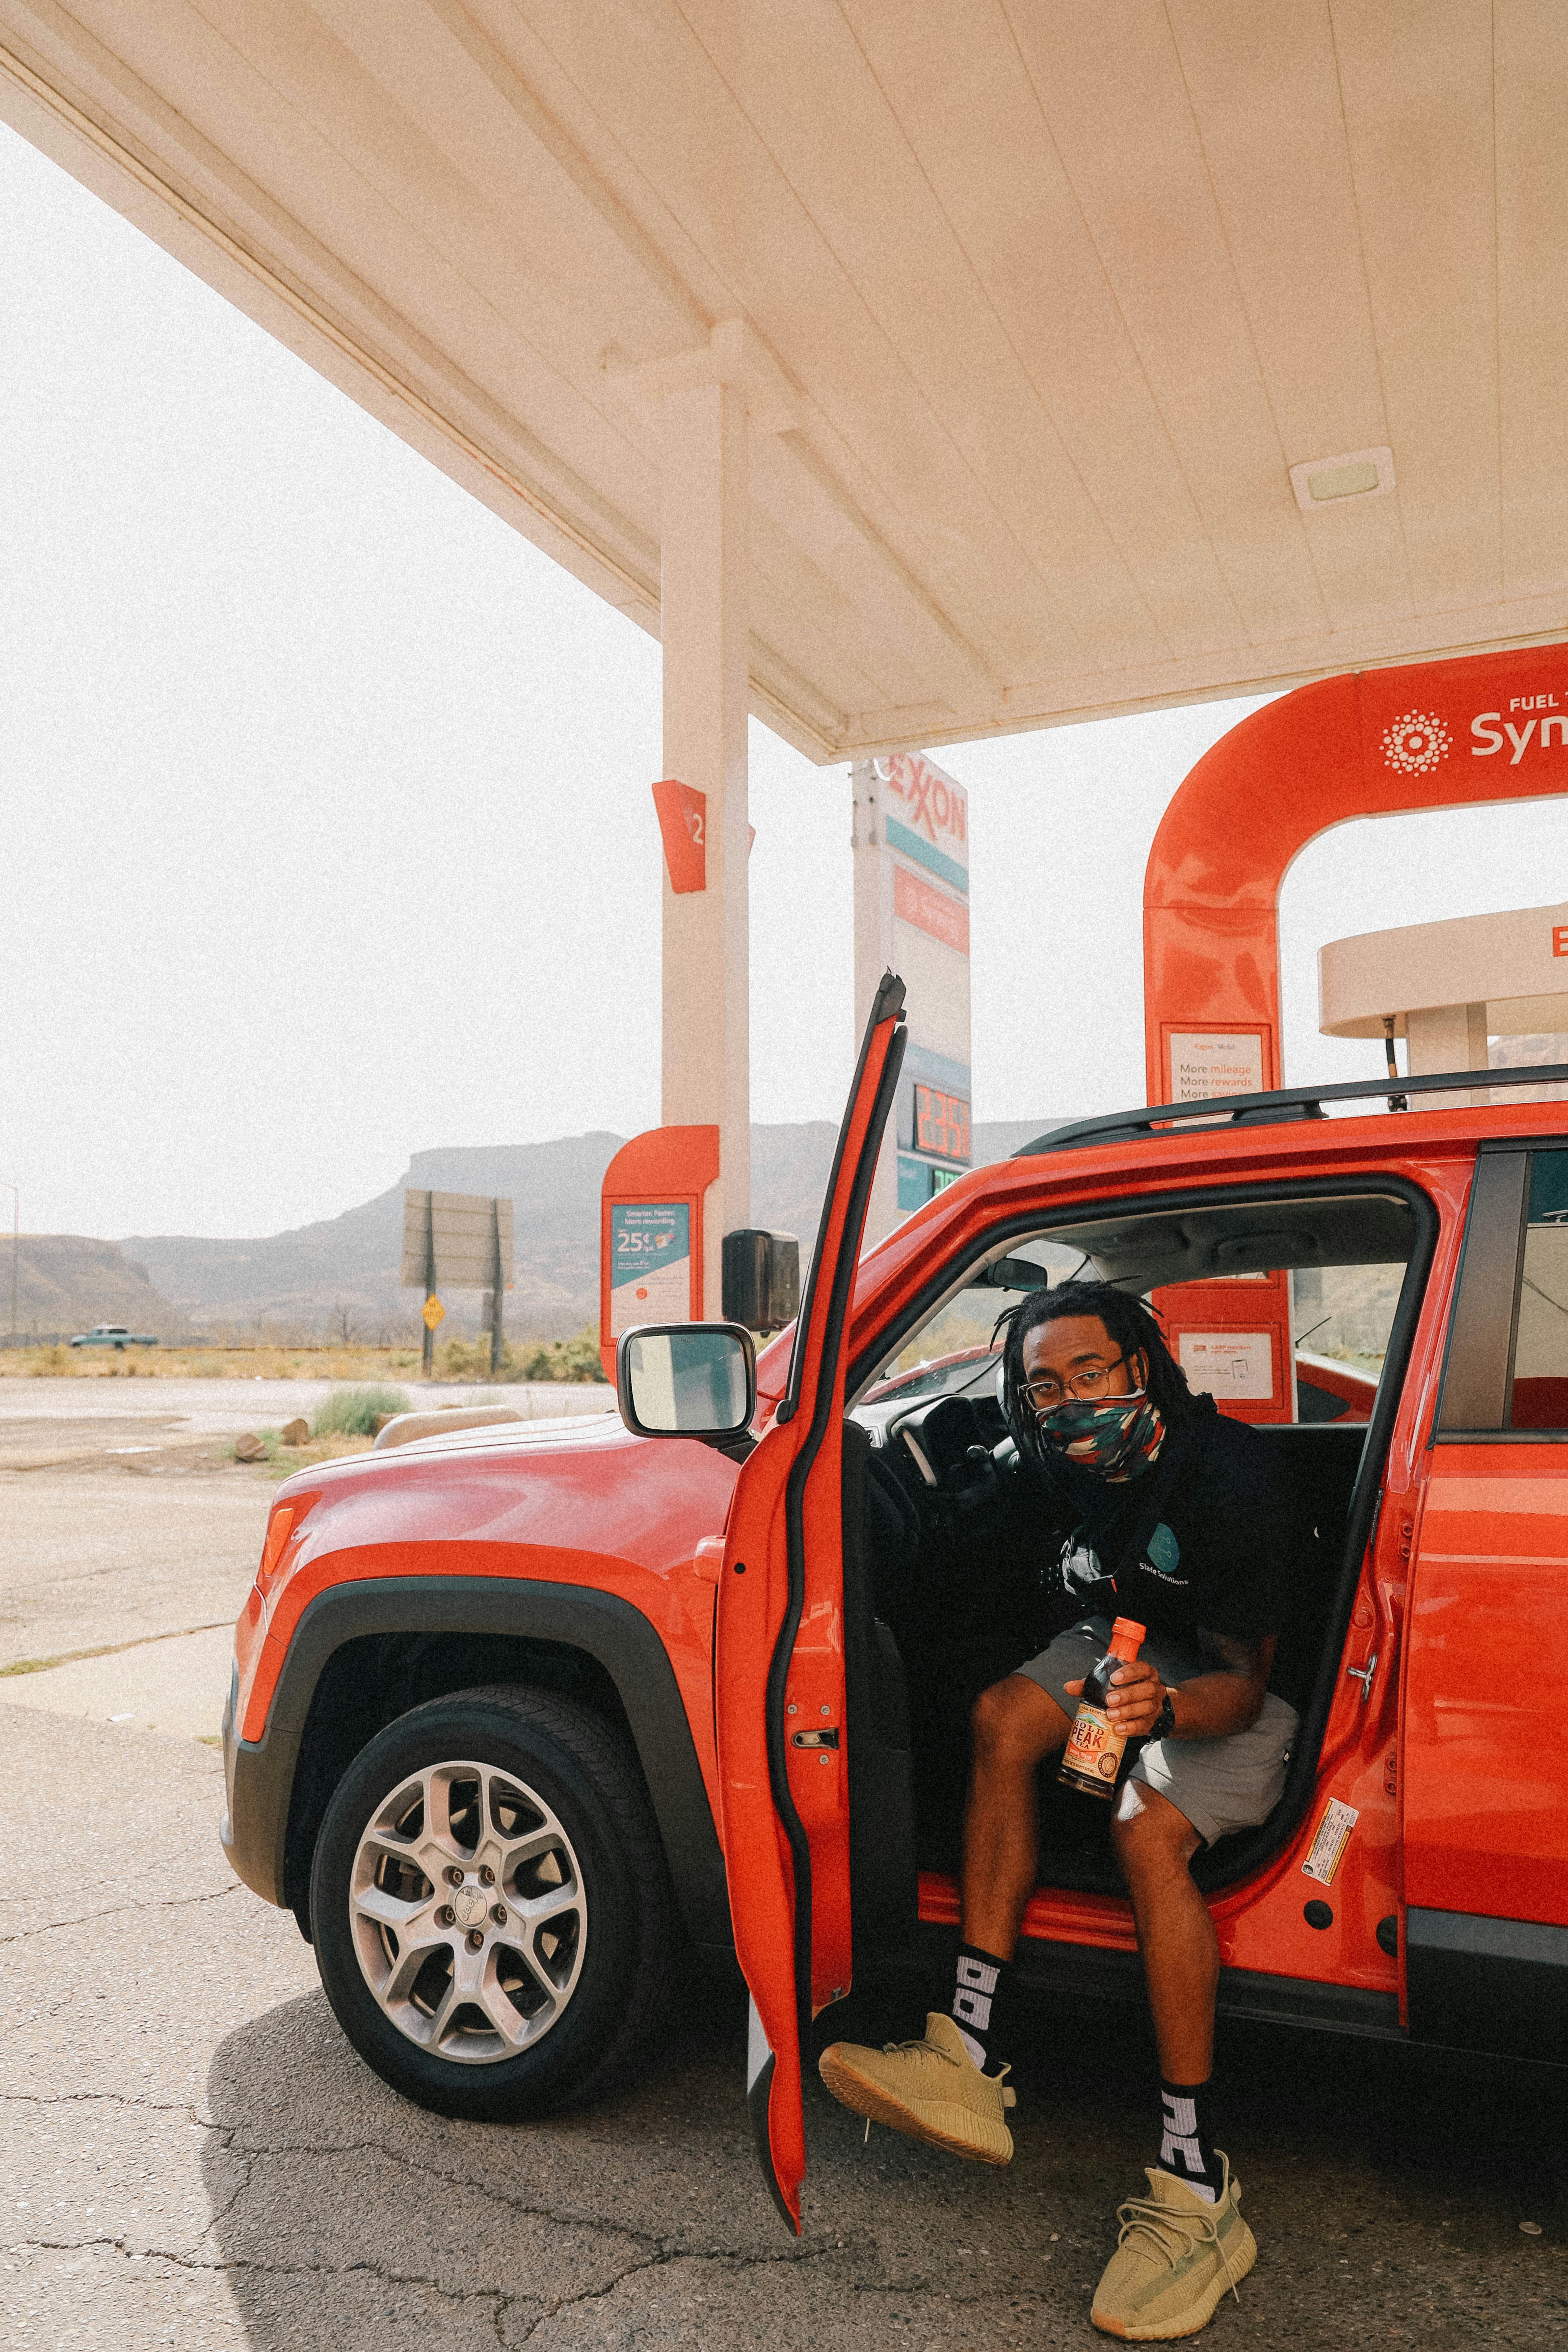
[714,973,907,2231]
[1406,1445,1568,1924]
[1404,1145,1568,2054]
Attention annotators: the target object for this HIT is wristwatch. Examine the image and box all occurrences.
[1153,1690,1176,1741]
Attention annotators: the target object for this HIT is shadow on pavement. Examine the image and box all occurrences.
[202,1964,1565,2351]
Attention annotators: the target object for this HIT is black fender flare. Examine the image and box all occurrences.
[223,1576,731,1954]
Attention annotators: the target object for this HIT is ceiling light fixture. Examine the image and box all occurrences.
[1288,445,1395,511]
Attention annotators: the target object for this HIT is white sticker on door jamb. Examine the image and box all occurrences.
[1301,1797,1359,1885]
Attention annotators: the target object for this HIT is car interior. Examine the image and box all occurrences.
[842,1186,1427,1919]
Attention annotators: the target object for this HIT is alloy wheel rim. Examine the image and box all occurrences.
[349,1757,587,2064]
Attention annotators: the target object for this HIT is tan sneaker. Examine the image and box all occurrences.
[817,2011,1016,2164]
[1090,2155,1256,2339]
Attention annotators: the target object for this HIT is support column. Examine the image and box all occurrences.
[1406,1002,1489,1107]
[658,374,751,1316]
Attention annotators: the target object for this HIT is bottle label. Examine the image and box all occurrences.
[1065,1703,1126,1784]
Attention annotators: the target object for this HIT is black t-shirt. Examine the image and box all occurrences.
[1040,1407,1296,1652]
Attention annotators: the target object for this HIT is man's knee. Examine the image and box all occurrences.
[1111,1782,1200,1882]
[971,1675,1063,1764]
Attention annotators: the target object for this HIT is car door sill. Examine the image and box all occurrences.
[895,1923,1404,2040]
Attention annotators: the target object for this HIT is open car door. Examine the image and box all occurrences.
[714,972,907,2230]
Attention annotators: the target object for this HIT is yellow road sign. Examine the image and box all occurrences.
[422,1295,446,1331]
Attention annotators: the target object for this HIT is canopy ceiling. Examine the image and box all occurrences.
[3,3,1564,761]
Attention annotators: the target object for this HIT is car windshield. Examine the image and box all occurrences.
[862,1348,1000,1406]
[860,1239,1091,1404]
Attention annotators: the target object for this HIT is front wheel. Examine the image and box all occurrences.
[309,1685,675,2122]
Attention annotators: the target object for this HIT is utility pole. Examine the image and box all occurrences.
[422,1191,438,1381]
[1,1182,16,1348]
[490,1197,504,1377]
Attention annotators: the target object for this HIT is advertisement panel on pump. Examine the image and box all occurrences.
[851,751,972,1243]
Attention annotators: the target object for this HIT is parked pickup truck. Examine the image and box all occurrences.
[220,976,1568,2231]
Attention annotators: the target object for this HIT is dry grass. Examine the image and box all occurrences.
[0,1336,606,1383]
[235,1430,377,1478]
[2,1344,426,1382]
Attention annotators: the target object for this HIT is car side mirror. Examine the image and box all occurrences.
[616,1323,757,1441]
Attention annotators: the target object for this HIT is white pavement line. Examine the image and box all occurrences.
[0,1622,236,1739]
[1,1618,233,1676]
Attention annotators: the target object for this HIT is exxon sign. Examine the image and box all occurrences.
[873,751,969,899]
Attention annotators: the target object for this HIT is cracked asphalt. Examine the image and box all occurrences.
[1,1438,1565,2348]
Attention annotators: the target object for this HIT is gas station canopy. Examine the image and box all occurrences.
[5,2,1567,763]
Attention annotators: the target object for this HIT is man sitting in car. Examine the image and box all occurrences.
[820,1279,1298,2341]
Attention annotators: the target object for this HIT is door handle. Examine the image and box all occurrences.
[790,1728,839,1749]
[1345,1651,1378,1702]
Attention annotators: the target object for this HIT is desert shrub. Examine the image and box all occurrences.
[30,1344,73,1377]
[433,1335,501,1382]
[508,1325,607,1384]
[312,1383,412,1438]
[430,1332,607,1385]
[552,1324,609,1383]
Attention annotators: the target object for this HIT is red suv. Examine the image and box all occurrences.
[220,979,1568,2229]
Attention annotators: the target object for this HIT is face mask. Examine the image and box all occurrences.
[1037,1391,1166,1481]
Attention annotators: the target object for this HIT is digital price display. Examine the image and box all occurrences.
[914,1083,971,1165]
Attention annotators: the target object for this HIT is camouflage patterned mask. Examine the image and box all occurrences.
[1036,1391,1166,1481]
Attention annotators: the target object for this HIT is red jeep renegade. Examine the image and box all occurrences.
[220,977,1568,2229]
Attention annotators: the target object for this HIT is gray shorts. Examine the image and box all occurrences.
[1015,1616,1297,1849]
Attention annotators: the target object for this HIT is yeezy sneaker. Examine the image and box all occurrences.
[817,2011,1016,2164]
[1090,2155,1256,2339]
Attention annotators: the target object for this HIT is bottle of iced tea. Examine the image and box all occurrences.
[1058,1617,1147,1801]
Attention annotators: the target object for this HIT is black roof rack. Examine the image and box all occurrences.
[1014,1063,1568,1159]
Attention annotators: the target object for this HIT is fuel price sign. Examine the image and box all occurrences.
[608,1202,692,1338]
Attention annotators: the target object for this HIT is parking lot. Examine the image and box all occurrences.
[2,1404,1563,2349]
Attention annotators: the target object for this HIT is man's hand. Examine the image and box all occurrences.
[1064,1632,1276,1747]
[1063,1661,1165,1738]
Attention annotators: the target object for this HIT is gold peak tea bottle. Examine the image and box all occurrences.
[1058,1617,1147,1800]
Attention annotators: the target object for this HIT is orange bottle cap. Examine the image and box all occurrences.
[1109,1616,1146,1660]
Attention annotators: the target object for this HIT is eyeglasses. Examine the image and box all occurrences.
[1021,1352,1139,1414]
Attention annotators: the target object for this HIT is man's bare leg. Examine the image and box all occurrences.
[1109,1780,1215,2081]
[816,1675,1069,2161]
[961,1675,1071,1961]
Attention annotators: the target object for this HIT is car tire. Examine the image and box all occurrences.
[309,1683,676,2123]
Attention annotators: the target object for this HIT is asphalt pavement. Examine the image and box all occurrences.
[1,1417,1563,2349]
[0,1384,613,1732]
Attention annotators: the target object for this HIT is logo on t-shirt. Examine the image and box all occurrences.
[1142,1522,1187,1585]
[1059,1520,1189,1596]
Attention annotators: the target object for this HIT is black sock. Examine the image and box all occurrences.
[950,1943,1008,2069]
[1158,2079,1220,2202]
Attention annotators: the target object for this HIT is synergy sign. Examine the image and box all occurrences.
[852,752,972,1238]
[1143,636,1568,1111]
[1379,697,1568,776]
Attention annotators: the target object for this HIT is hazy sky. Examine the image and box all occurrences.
[5,122,1564,1242]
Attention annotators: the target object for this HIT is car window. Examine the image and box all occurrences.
[1511,1149,1568,1429]
[872,1193,1415,1430]
[868,1238,1090,1391]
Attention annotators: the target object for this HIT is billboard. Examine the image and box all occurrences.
[852,752,971,1242]
[400,1190,514,1290]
